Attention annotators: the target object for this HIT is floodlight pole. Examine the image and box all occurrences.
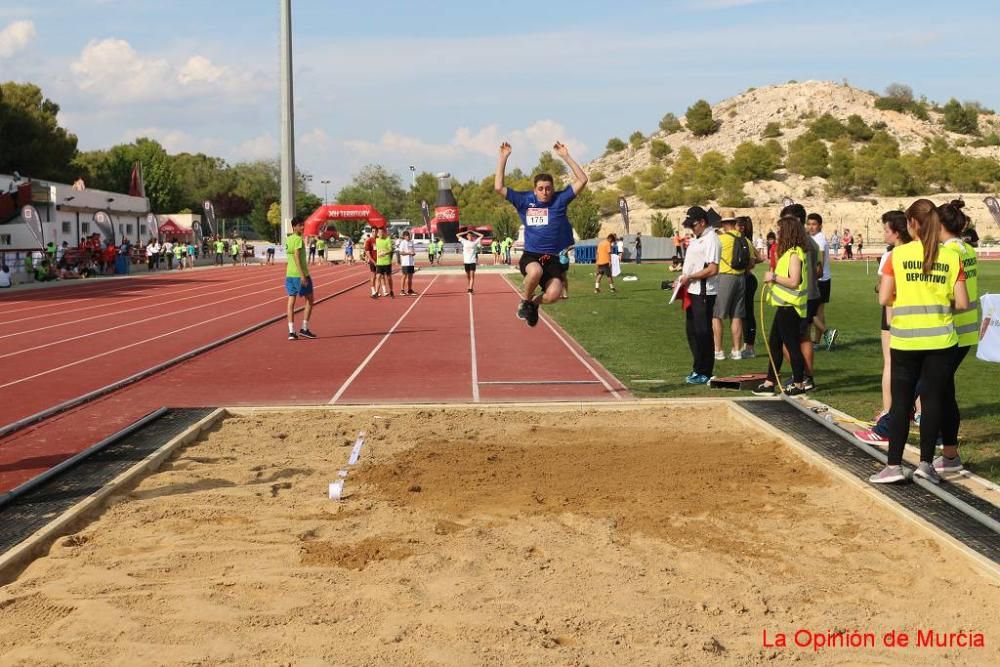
[279,0,295,245]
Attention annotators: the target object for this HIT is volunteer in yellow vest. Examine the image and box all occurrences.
[374,226,395,298]
[933,200,979,473]
[173,242,184,270]
[214,238,225,266]
[284,217,317,340]
[753,215,810,396]
[316,237,327,263]
[870,199,969,485]
[230,238,240,265]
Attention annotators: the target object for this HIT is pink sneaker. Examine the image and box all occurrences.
[854,429,888,444]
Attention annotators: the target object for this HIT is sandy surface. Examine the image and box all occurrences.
[0,405,997,666]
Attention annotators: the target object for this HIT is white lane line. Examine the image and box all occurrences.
[500,274,623,400]
[0,270,364,391]
[469,291,480,403]
[0,266,364,361]
[328,275,440,405]
[477,380,602,385]
[0,265,297,324]
[0,266,323,338]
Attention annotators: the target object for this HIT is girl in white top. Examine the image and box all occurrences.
[459,230,484,294]
[397,231,417,296]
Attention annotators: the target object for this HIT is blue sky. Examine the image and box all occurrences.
[2,0,998,199]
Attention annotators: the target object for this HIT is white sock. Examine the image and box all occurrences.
[288,322,295,334]
[302,320,308,331]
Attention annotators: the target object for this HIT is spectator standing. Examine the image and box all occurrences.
[753,215,810,396]
[782,203,820,391]
[364,233,379,297]
[344,237,355,265]
[870,199,968,484]
[214,237,225,266]
[857,234,864,258]
[308,237,318,265]
[713,215,753,361]
[163,239,174,270]
[398,230,416,295]
[594,234,616,294]
[766,231,778,270]
[374,226,395,298]
[0,264,11,288]
[173,241,184,270]
[673,231,683,261]
[843,229,854,260]
[145,239,157,271]
[677,207,721,385]
[634,232,643,264]
[284,216,316,340]
[459,229,484,293]
[807,213,837,350]
[504,235,514,264]
[230,239,240,266]
[737,217,761,359]
[317,237,327,263]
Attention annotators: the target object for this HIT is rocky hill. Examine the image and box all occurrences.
[586,80,1000,239]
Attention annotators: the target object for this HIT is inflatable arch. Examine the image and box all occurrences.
[303,204,387,238]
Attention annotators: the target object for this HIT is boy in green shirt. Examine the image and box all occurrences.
[374,226,395,298]
[285,217,316,339]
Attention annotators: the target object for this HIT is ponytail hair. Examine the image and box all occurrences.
[937,199,968,237]
[881,210,911,243]
[904,198,941,274]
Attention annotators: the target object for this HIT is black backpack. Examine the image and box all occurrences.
[726,233,751,271]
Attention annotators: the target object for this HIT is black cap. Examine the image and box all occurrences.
[682,206,707,229]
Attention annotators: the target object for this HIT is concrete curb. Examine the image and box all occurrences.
[0,408,226,586]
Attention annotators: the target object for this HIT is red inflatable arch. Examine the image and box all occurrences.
[303,204,387,238]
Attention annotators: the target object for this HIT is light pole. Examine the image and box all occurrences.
[409,165,416,189]
[279,0,295,246]
[321,179,330,205]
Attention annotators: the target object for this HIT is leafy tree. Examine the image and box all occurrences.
[616,175,637,196]
[533,151,568,181]
[763,139,785,165]
[629,131,645,149]
[0,82,79,182]
[671,147,700,186]
[650,211,673,237]
[591,171,606,182]
[695,151,728,194]
[605,137,627,153]
[649,139,672,160]
[876,159,914,196]
[401,170,439,227]
[809,113,848,141]
[786,134,830,178]
[717,174,750,208]
[884,83,914,102]
[75,138,183,213]
[845,114,874,141]
[658,112,682,134]
[826,137,855,195]
[729,142,779,181]
[593,188,623,216]
[942,98,979,135]
[761,122,782,138]
[685,99,720,136]
[335,164,407,219]
[637,165,667,189]
[567,189,601,240]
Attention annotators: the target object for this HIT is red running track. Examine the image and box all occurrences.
[0,270,627,492]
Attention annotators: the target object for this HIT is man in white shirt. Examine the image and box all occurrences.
[397,230,417,295]
[0,264,11,288]
[806,213,837,350]
[676,206,721,384]
[459,229,484,294]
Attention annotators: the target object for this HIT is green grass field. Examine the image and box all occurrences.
[540,258,1000,482]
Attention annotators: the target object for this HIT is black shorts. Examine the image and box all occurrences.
[375,264,392,275]
[266,248,275,256]
[880,305,890,332]
[464,263,477,273]
[596,263,612,277]
[519,251,566,289]
[368,262,377,273]
[401,265,415,275]
[818,279,831,304]
[800,298,820,334]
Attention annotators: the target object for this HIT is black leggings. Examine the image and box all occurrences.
[941,345,970,447]
[766,306,804,384]
[744,273,758,346]
[888,346,957,465]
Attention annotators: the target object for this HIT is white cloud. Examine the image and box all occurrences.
[70,38,265,104]
[123,126,224,155]
[0,20,36,58]
[233,134,278,161]
[343,121,587,164]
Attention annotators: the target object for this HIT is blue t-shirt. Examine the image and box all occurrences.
[505,187,576,254]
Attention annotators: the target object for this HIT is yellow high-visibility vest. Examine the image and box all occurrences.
[769,246,807,317]
[945,238,979,347]
[889,240,960,351]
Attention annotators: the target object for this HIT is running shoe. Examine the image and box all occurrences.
[741,348,756,359]
[826,328,838,351]
[869,465,905,484]
[685,373,710,385]
[685,371,698,381]
[287,331,298,340]
[467,288,473,294]
[854,429,888,444]
[408,290,418,296]
[389,291,395,299]
[516,300,530,321]
[298,329,317,339]
[729,350,742,361]
[526,301,539,327]
[803,376,816,392]
[714,350,726,361]
[370,293,379,299]
[784,384,807,396]
[752,382,777,396]
[594,288,600,293]
[933,455,964,473]
[913,461,942,485]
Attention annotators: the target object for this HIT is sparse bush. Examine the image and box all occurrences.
[658,113,683,134]
[762,122,782,138]
[685,100,720,137]
[971,132,1000,147]
[591,171,605,182]
[637,165,668,189]
[728,109,738,118]
[730,141,780,181]
[845,114,874,141]
[786,134,830,178]
[616,175,637,196]
[885,83,914,102]
[605,137,627,154]
[629,131,645,149]
[942,98,980,135]
[810,113,848,141]
[649,139,672,159]
[877,159,915,196]
[594,188,623,216]
[650,211,673,237]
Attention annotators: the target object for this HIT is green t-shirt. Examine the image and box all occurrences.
[214,241,224,253]
[317,239,326,251]
[285,234,308,277]
[375,237,393,266]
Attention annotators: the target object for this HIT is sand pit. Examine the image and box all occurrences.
[0,404,997,665]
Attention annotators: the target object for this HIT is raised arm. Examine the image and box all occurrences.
[553,141,588,194]
[494,142,511,197]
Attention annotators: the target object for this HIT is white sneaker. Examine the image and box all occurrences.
[714,350,726,361]
[729,350,742,361]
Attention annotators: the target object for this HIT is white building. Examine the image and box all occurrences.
[0,173,151,250]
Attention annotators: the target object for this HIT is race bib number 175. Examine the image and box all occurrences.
[526,207,549,226]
